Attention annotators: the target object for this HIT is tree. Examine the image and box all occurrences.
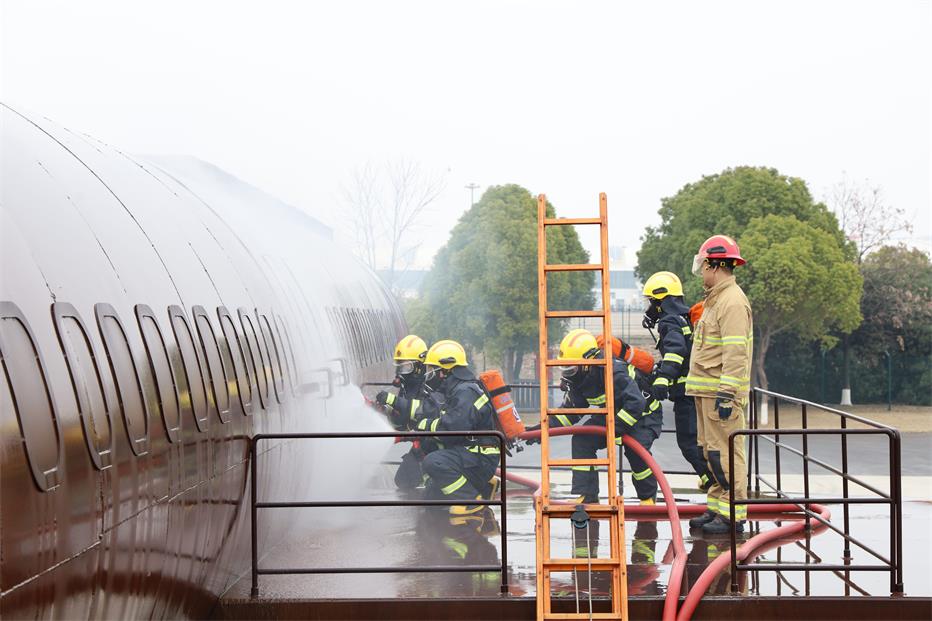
[740,215,862,389]
[849,246,932,404]
[342,159,446,292]
[830,175,913,265]
[636,166,860,389]
[828,175,913,403]
[412,184,594,381]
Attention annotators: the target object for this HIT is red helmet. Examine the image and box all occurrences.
[692,235,745,275]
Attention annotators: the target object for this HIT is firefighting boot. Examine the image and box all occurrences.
[701,514,745,535]
[572,494,599,505]
[639,497,656,506]
[689,511,717,529]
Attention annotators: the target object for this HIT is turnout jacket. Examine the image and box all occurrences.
[686,275,753,405]
[550,359,650,434]
[653,296,694,399]
[414,367,499,452]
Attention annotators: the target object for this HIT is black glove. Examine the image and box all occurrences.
[375,391,390,406]
[714,398,733,420]
[651,380,669,402]
[524,423,542,445]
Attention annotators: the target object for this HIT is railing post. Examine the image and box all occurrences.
[729,433,738,593]
[499,432,509,595]
[890,430,904,594]
[250,436,259,598]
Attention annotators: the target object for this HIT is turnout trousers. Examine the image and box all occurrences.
[423,446,498,504]
[695,396,747,520]
[672,395,712,481]
[571,415,661,501]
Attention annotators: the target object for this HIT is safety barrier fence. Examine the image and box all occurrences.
[249,430,509,598]
[728,387,903,594]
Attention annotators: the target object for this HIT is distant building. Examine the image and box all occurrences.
[598,246,643,310]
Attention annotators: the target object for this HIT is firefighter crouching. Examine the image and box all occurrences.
[375,335,441,489]
[528,329,660,505]
[641,271,713,490]
[414,340,500,526]
[686,235,753,535]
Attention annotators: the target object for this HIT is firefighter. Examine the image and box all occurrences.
[685,235,753,535]
[414,340,500,520]
[641,271,712,489]
[375,335,440,489]
[529,329,659,505]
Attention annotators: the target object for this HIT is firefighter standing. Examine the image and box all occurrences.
[531,329,659,505]
[415,340,500,522]
[685,235,753,535]
[375,335,441,489]
[641,271,712,489]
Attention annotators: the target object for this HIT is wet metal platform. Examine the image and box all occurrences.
[214,449,932,620]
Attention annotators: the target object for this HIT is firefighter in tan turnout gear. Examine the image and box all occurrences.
[685,235,754,535]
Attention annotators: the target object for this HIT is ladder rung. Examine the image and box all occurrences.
[544,614,623,620]
[543,504,618,515]
[543,217,602,226]
[548,458,610,467]
[544,310,604,318]
[543,558,621,570]
[544,263,604,272]
[547,407,607,415]
[544,358,606,367]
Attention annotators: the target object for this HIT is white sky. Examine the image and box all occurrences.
[2,1,930,269]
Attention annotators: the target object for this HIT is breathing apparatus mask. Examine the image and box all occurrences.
[424,365,445,390]
[392,360,421,388]
[642,299,662,330]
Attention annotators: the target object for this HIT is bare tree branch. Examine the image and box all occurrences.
[829,173,913,264]
[342,159,446,294]
[342,162,381,269]
[382,159,446,291]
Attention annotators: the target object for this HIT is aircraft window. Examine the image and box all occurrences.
[363,308,375,366]
[168,306,209,432]
[95,303,149,456]
[193,306,231,423]
[274,314,299,396]
[258,313,285,402]
[135,305,181,442]
[52,303,113,469]
[239,308,269,409]
[0,302,62,491]
[217,307,252,416]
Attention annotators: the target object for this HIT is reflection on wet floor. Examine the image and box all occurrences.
[225,464,930,601]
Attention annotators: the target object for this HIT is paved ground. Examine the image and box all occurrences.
[226,462,932,601]
[511,406,932,477]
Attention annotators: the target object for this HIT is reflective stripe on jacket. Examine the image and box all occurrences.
[686,275,753,404]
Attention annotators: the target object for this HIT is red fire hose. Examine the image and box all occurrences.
[513,426,831,621]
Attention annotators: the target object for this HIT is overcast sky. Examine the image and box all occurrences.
[3,1,930,269]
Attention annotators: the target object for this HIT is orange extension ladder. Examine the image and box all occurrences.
[535,193,628,620]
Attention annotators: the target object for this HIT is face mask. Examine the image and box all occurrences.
[642,301,661,329]
[424,366,444,389]
[561,365,588,382]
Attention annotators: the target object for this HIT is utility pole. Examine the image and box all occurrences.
[465,183,480,206]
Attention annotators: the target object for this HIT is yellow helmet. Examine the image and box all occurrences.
[394,335,428,362]
[558,329,600,361]
[424,340,468,369]
[642,271,683,299]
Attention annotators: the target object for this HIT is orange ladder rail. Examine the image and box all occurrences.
[535,193,628,620]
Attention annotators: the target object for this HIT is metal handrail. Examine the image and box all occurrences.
[249,430,509,598]
[727,387,904,595]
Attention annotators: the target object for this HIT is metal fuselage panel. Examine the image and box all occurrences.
[0,103,402,619]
